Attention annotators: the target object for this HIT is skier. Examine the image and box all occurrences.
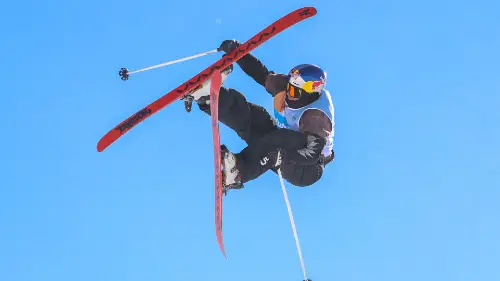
[183,39,335,193]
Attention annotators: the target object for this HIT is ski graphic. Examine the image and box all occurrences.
[96,6,317,152]
[208,71,226,258]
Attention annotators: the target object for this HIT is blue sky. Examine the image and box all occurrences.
[1,0,499,281]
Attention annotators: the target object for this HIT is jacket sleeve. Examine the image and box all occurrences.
[269,109,333,166]
[234,53,271,87]
[298,109,333,139]
[234,54,289,97]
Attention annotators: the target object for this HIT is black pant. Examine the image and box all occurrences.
[198,87,324,187]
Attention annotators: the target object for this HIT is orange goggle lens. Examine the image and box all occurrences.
[287,84,306,98]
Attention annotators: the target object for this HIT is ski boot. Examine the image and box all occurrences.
[220,144,243,195]
[182,64,233,112]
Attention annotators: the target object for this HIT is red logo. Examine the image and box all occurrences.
[311,79,324,90]
[290,69,300,79]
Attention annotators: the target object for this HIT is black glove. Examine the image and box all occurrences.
[218,39,240,53]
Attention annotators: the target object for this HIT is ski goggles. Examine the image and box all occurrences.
[286,83,309,100]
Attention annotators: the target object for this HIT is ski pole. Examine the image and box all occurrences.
[119,48,220,81]
[276,150,311,281]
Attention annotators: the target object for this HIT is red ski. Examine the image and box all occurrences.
[208,71,226,258]
[96,6,317,152]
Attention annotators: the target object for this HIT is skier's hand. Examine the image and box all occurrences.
[218,39,240,53]
[265,73,289,96]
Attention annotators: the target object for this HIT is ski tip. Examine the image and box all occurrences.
[298,6,317,16]
[96,128,121,152]
[96,137,110,152]
[305,6,317,12]
[96,142,105,152]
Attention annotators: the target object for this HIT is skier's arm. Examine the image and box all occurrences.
[234,53,270,86]
[253,128,324,166]
[219,40,288,96]
[271,129,326,166]
[235,54,289,97]
[299,109,333,140]
[259,109,332,165]
[288,109,333,164]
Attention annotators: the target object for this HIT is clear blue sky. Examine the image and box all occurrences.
[1,0,499,281]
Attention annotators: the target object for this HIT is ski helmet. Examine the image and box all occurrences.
[286,64,327,100]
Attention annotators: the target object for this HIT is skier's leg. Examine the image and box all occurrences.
[183,63,276,142]
[200,87,281,188]
[232,148,325,187]
[219,139,326,190]
[221,139,325,187]
[197,86,277,144]
[231,128,329,186]
[186,78,279,187]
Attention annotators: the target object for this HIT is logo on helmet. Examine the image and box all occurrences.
[311,78,325,91]
[302,77,325,93]
[290,69,300,79]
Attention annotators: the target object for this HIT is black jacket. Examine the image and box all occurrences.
[234,54,334,165]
